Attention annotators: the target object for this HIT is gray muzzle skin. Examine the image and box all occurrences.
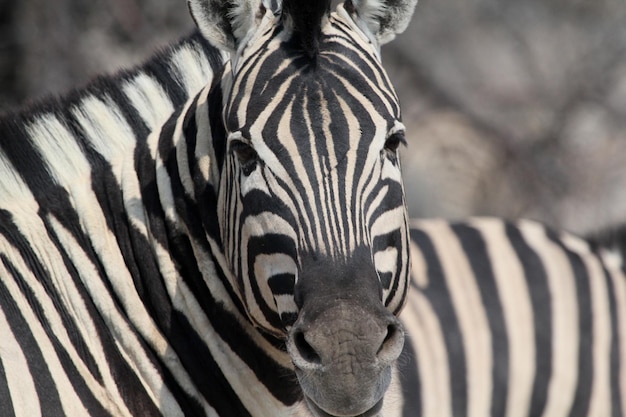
[287,253,405,417]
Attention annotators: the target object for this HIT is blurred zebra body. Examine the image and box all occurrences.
[396,217,625,417]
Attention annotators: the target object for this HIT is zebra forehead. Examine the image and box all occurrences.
[230,31,400,139]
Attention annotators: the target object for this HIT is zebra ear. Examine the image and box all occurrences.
[187,0,268,52]
[344,0,418,46]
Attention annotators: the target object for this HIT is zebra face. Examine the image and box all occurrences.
[191,0,416,415]
[218,3,410,334]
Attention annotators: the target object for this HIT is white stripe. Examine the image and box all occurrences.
[123,73,175,130]
[194,85,220,186]
[240,212,298,330]
[174,98,197,199]
[232,39,281,126]
[323,33,396,116]
[366,185,389,230]
[0,153,135,415]
[155,95,202,226]
[246,71,316,252]
[71,96,136,173]
[318,88,343,256]
[27,118,188,410]
[277,96,321,239]
[168,43,218,97]
[189,231,292,367]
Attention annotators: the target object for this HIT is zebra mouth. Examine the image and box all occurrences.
[304,396,384,417]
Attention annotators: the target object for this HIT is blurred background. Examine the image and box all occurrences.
[2,0,626,236]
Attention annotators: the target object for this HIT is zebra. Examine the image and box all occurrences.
[393,217,625,417]
[0,0,417,416]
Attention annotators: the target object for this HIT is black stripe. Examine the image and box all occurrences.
[138,165,300,410]
[204,301,300,406]
[45,245,164,416]
[268,273,297,295]
[505,223,551,416]
[452,223,509,416]
[188,92,224,245]
[409,227,467,417]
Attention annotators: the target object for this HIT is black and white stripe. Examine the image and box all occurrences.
[396,217,625,417]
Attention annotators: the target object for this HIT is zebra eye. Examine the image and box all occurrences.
[384,132,406,155]
[230,140,259,176]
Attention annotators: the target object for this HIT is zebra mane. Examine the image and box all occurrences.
[0,31,218,128]
[281,0,331,58]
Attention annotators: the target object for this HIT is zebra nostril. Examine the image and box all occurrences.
[376,321,404,364]
[292,330,322,368]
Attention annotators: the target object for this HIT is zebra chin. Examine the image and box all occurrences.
[303,395,385,417]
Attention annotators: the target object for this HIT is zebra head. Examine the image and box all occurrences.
[189,0,416,415]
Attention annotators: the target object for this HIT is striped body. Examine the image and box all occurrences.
[397,217,626,417]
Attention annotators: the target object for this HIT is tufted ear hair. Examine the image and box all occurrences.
[344,0,418,46]
[187,0,269,52]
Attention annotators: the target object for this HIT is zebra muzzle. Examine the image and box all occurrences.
[287,301,404,417]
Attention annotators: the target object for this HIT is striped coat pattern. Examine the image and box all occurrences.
[396,218,625,417]
[0,0,419,416]
[1,1,624,416]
